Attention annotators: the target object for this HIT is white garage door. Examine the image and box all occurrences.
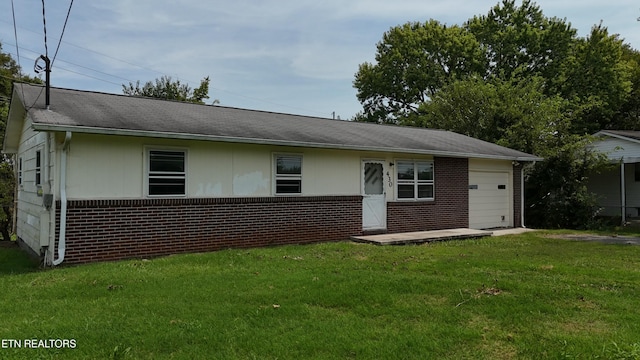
[469,171,511,229]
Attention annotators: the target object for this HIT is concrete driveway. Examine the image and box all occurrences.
[548,234,640,245]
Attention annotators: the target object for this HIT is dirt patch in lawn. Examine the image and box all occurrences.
[546,234,640,245]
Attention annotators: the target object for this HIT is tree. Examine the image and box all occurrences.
[352,0,628,228]
[123,75,212,105]
[411,76,569,156]
[465,0,577,84]
[525,137,610,229]
[614,45,640,130]
[1,43,43,241]
[353,20,484,123]
[558,24,632,134]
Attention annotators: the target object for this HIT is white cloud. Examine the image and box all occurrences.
[2,0,640,118]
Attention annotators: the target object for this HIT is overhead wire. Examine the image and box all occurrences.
[41,0,48,58]
[3,10,329,117]
[5,43,137,84]
[51,0,74,67]
[10,0,26,102]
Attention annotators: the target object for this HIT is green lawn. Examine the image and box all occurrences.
[1,231,640,359]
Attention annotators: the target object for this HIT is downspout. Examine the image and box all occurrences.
[521,165,525,228]
[621,158,626,226]
[12,154,18,235]
[52,131,71,266]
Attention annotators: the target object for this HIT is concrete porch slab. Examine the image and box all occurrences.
[351,228,493,245]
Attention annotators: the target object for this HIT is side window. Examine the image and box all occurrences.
[396,160,434,200]
[147,150,186,196]
[18,157,23,186]
[35,150,41,186]
[274,154,302,194]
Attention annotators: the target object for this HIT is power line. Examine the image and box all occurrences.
[41,0,48,58]
[10,0,25,101]
[10,0,21,69]
[1,20,329,117]
[51,0,74,67]
[5,43,137,84]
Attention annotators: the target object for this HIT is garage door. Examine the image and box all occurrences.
[469,171,511,229]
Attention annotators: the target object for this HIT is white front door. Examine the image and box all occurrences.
[362,160,386,230]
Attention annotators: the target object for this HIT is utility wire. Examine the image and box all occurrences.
[10,0,26,101]
[41,0,48,58]
[10,0,21,69]
[5,44,137,84]
[51,0,74,67]
[3,16,328,116]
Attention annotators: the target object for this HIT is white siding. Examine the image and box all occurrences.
[589,135,640,217]
[64,134,379,199]
[16,117,52,254]
[60,134,446,201]
[591,136,640,162]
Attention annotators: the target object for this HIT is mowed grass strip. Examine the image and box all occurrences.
[1,231,640,359]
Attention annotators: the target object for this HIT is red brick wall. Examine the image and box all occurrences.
[513,164,522,228]
[387,157,469,232]
[55,196,362,264]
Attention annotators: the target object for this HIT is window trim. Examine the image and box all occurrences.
[35,150,41,187]
[273,153,303,195]
[394,159,434,201]
[18,157,23,187]
[145,147,188,197]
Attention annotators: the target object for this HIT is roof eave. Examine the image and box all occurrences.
[31,123,542,162]
[2,87,26,154]
[595,130,640,145]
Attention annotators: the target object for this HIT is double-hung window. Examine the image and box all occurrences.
[148,150,186,196]
[274,154,302,194]
[396,160,434,200]
[35,150,41,186]
[18,157,23,186]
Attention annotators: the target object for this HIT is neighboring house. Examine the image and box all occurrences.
[588,130,640,222]
[3,84,540,265]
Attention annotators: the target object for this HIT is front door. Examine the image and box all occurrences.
[362,160,386,230]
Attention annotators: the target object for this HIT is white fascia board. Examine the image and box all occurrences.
[595,131,640,146]
[31,123,542,162]
[2,88,27,154]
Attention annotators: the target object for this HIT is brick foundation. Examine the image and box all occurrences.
[55,196,362,264]
[387,157,469,232]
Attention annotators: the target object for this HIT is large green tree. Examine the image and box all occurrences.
[465,0,576,84]
[123,75,212,105]
[353,0,633,228]
[411,76,569,156]
[353,20,484,123]
[558,24,633,134]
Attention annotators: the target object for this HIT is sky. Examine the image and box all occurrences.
[1,0,639,120]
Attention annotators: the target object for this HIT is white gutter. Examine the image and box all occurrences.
[52,131,71,266]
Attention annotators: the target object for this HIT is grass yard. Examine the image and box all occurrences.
[1,231,640,359]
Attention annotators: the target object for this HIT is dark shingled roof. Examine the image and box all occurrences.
[8,83,540,161]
